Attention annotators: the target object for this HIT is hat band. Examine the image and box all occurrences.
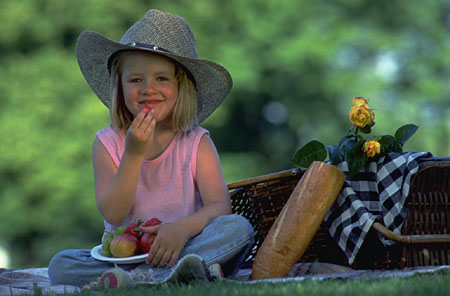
[126,43,198,85]
[107,43,173,73]
[125,43,198,88]
[126,42,172,54]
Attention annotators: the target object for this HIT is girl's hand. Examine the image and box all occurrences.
[140,222,190,267]
[124,108,156,157]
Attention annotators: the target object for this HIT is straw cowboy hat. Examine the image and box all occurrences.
[75,9,233,124]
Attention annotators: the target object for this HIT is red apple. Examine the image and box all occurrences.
[110,234,139,258]
[140,232,157,253]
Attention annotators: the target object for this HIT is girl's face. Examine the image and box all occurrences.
[120,52,179,124]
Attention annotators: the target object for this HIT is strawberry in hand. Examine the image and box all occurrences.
[139,218,161,253]
[141,106,152,113]
[124,220,144,238]
[144,218,161,227]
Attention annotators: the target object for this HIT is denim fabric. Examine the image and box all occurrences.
[48,214,254,287]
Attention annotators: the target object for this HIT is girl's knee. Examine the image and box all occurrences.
[226,214,253,229]
[215,214,254,242]
[48,249,96,285]
[48,250,70,284]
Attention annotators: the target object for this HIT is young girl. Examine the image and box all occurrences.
[48,9,254,288]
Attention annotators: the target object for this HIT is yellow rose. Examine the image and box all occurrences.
[349,97,375,128]
[363,140,381,157]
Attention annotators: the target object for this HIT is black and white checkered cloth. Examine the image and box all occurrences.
[323,152,432,264]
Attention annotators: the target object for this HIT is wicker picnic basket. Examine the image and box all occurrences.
[228,156,450,269]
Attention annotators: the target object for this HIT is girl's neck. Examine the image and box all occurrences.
[144,123,177,161]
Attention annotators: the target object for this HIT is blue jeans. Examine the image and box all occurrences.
[48,214,254,287]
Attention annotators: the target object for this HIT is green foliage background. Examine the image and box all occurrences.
[0,0,449,268]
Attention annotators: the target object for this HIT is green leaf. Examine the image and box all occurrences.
[344,138,367,179]
[378,135,397,147]
[359,124,372,134]
[395,124,419,146]
[351,138,366,155]
[347,152,367,179]
[378,135,402,153]
[327,145,343,164]
[327,135,356,165]
[293,140,327,168]
[338,135,353,146]
[344,139,357,154]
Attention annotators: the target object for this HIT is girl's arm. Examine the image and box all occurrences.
[179,133,232,234]
[92,138,143,225]
[144,133,231,267]
[93,110,156,225]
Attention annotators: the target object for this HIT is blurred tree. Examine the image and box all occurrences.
[0,0,449,268]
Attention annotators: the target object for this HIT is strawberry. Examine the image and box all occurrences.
[144,218,161,227]
[141,106,151,113]
[139,218,161,253]
[124,220,144,238]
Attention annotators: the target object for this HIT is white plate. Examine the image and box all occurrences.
[90,245,147,264]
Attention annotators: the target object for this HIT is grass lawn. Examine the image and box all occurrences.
[45,268,450,296]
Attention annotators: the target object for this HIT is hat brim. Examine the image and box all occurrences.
[76,30,232,124]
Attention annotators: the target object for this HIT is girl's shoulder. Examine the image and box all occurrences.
[188,125,208,135]
[95,125,126,164]
[96,125,125,141]
[179,126,209,143]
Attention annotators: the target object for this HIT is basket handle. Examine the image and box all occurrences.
[227,168,302,190]
[372,222,450,243]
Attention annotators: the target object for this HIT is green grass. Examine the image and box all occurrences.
[42,269,450,296]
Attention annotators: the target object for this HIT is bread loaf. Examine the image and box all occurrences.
[251,161,345,280]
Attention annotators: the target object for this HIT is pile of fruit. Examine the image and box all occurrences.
[99,218,161,258]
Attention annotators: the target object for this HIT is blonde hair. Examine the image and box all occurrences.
[109,51,197,132]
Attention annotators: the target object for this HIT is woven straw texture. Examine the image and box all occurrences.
[76,9,232,124]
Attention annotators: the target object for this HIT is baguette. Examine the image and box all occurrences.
[251,161,345,280]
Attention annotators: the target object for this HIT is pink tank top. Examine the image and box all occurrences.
[96,125,208,232]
